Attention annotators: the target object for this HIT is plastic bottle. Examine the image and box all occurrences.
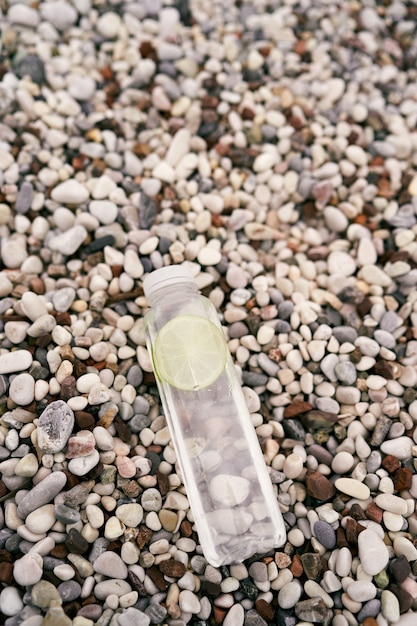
[143,265,286,567]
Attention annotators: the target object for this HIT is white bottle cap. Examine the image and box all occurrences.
[143,265,195,300]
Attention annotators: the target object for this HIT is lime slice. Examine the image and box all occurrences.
[153,315,227,391]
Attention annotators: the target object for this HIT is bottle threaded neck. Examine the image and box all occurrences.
[143,266,196,304]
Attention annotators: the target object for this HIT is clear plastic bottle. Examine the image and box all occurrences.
[143,265,286,567]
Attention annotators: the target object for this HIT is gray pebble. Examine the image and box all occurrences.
[380,311,401,333]
[314,520,336,549]
[374,329,396,349]
[17,471,67,518]
[357,599,381,622]
[55,503,81,525]
[37,400,75,453]
[15,182,33,214]
[366,450,382,473]
[332,326,358,343]
[334,361,357,385]
[145,603,167,623]
[248,562,268,582]
[130,414,152,433]
[58,580,82,602]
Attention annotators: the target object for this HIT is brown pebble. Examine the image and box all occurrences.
[350,503,367,520]
[300,553,322,581]
[290,554,303,577]
[0,561,13,584]
[255,599,275,621]
[0,480,7,498]
[73,360,87,377]
[75,411,95,430]
[305,470,336,501]
[366,502,384,523]
[362,619,378,626]
[336,527,348,548]
[50,544,69,559]
[147,565,167,591]
[29,277,45,294]
[275,552,292,569]
[345,518,366,543]
[381,454,401,473]
[60,376,77,401]
[159,559,186,578]
[283,400,313,418]
[136,525,152,549]
[213,606,227,624]
[180,519,193,537]
[394,467,412,491]
[157,470,170,496]
[128,570,147,597]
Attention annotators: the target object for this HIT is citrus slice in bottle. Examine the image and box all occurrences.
[153,315,227,391]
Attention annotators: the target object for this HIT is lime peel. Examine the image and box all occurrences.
[153,315,227,391]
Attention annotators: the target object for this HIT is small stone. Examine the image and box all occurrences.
[51,180,89,205]
[31,580,61,608]
[17,470,67,518]
[313,521,336,549]
[94,579,132,600]
[13,552,43,586]
[93,551,128,579]
[179,589,201,614]
[40,0,77,30]
[294,597,330,623]
[358,529,390,575]
[0,350,33,374]
[210,474,250,506]
[37,400,75,453]
[9,372,35,406]
[25,504,56,534]
[305,471,336,501]
[68,449,100,476]
[335,478,370,500]
[380,437,413,460]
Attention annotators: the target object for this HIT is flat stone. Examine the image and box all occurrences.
[313,521,336,549]
[13,552,43,586]
[31,580,61,608]
[17,470,67,518]
[25,504,56,534]
[93,551,128,579]
[49,225,88,255]
[37,400,74,453]
[358,529,390,575]
[94,579,132,600]
[380,437,413,460]
[335,478,370,500]
[9,372,35,406]
[51,180,89,205]
[40,0,78,30]
[0,350,33,374]
[68,449,100,476]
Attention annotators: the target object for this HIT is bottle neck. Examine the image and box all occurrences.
[146,280,199,307]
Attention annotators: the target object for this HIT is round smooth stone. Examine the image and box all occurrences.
[93,551,128,579]
[358,529,390,576]
[25,504,56,534]
[334,478,370,500]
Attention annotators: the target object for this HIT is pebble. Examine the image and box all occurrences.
[93,551,128,579]
[335,477,370,500]
[51,180,89,205]
[358,529,390,576]
[37,400,75,453]
[17,471,67,518]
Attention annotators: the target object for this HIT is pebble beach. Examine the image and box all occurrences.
[1,0,417,625]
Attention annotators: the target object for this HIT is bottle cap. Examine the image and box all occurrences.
[143,265,195,300]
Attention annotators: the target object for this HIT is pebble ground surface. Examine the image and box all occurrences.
[0,0,417,625]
